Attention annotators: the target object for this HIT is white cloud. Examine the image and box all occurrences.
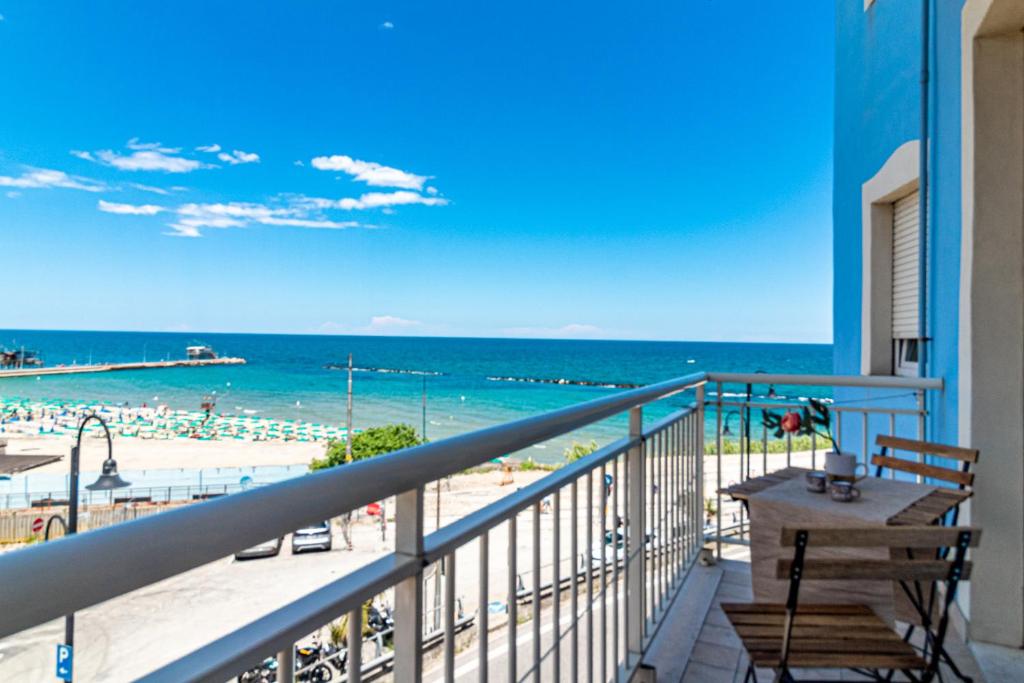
[380,21,395,30]
[98,199,166,215]
[318,316,422,336]
[0,167,106,192]
[293,160,305,167]
[90,149,205,173]
[311,155,428,190]
[196,143,222,153]
[426,186,438,195]
[6,191,20,199]
[128,182,172,195]
[161,201,364,237]
[126,138,181,153]
[368,315,419,329]
[302,190,448,211]
[501,323,605,339]
[217,149,260,165]
[259,216,360,229]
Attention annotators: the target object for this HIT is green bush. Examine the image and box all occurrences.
[311,423,424,471]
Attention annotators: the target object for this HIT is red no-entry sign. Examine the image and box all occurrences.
[31,517,44,534]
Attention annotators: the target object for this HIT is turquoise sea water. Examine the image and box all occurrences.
[0,330,832,462]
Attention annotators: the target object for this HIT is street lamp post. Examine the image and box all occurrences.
[722,410,740,437]
[63,414,131,678]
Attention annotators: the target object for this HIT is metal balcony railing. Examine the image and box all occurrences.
[704,372,943,559]
[0,371,943,682]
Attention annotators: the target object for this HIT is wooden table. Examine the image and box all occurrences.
[719,468,969,526]
[719,470,971,624]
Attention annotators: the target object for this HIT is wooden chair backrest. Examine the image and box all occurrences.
[776,526,980,581]
[873,435,978,489]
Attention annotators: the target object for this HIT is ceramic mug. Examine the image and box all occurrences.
[829,480,861,503]
[825,451,868,483]
[805,471,827,493]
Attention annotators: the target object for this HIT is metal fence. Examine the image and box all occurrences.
[703,372,943,558]
[0,371,943,681]
[0,372,707,682]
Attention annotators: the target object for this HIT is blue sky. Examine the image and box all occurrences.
[0,2,834,343]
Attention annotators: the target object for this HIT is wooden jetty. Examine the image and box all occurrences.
[0,357,246,379]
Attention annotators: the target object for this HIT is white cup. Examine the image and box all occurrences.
[825,451,867,482]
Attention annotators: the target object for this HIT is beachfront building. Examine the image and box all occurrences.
[833,0,1024,657]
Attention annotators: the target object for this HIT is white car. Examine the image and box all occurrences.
[234,536,283,560]
[292,520,333,554]
[587,528,657,569]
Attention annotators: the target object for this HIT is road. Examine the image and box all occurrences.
[0,525,384,681]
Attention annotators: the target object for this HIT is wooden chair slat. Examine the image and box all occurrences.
[733,625,899,640]
[751,652,927,669]
[721,602,872,615]
[779,525,980,548]
[776,558,971,581]
[876,435,979,462]
[724,612,887,627]
[743,639,916,654]
[871,454,974,486]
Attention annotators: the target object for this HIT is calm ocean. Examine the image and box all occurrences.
[0,330,832,462]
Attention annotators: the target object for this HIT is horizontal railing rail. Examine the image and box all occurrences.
[705,372,943,390]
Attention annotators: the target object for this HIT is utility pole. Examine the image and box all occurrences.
[346,353,353,462]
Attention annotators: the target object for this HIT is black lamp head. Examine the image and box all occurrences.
[86,458,130,491]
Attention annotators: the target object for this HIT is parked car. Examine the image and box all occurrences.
[587,528,656,569]
[235,536,284,560]
[292,520,333,554]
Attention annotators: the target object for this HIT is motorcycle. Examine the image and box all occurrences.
[237,656,277,682]
[295,644,333,682]
[367,603,394,634]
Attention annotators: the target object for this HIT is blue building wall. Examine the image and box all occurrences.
[833,0,965,450]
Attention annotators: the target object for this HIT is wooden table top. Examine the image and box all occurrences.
[718,467,970,526]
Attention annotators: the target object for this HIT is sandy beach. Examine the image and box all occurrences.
[2,432,324,473]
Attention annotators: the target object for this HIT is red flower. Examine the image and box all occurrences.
[781,411,801,434]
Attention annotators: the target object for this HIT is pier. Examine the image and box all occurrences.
[0,357,246,379]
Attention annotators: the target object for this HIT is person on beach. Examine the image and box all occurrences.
[341,511,354,550]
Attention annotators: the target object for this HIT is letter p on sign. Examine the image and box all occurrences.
[56,643,73,681]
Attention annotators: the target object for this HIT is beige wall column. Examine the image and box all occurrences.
[960,0,1024,648]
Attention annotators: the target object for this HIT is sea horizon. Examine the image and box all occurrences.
[1,329,833,463]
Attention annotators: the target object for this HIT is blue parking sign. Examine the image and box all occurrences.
[56,644,73,681]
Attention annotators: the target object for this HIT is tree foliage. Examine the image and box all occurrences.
[311,423,424,471]
[563,440,599,463]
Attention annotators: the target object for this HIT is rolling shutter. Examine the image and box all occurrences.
[892,191,920,339]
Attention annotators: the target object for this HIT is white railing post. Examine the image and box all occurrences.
[626,406,645,660]
[394,486,425,681]
[277,645,294,683]
[696,385,706,564]
[347,607,362,683]
[713,382,722,558]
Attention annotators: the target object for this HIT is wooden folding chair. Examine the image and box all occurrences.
[722,526,980,683]
[873,436,978,526]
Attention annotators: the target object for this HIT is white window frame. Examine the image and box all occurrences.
[860,140,920,375]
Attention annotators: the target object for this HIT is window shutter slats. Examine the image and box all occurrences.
[892,191,920,339]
